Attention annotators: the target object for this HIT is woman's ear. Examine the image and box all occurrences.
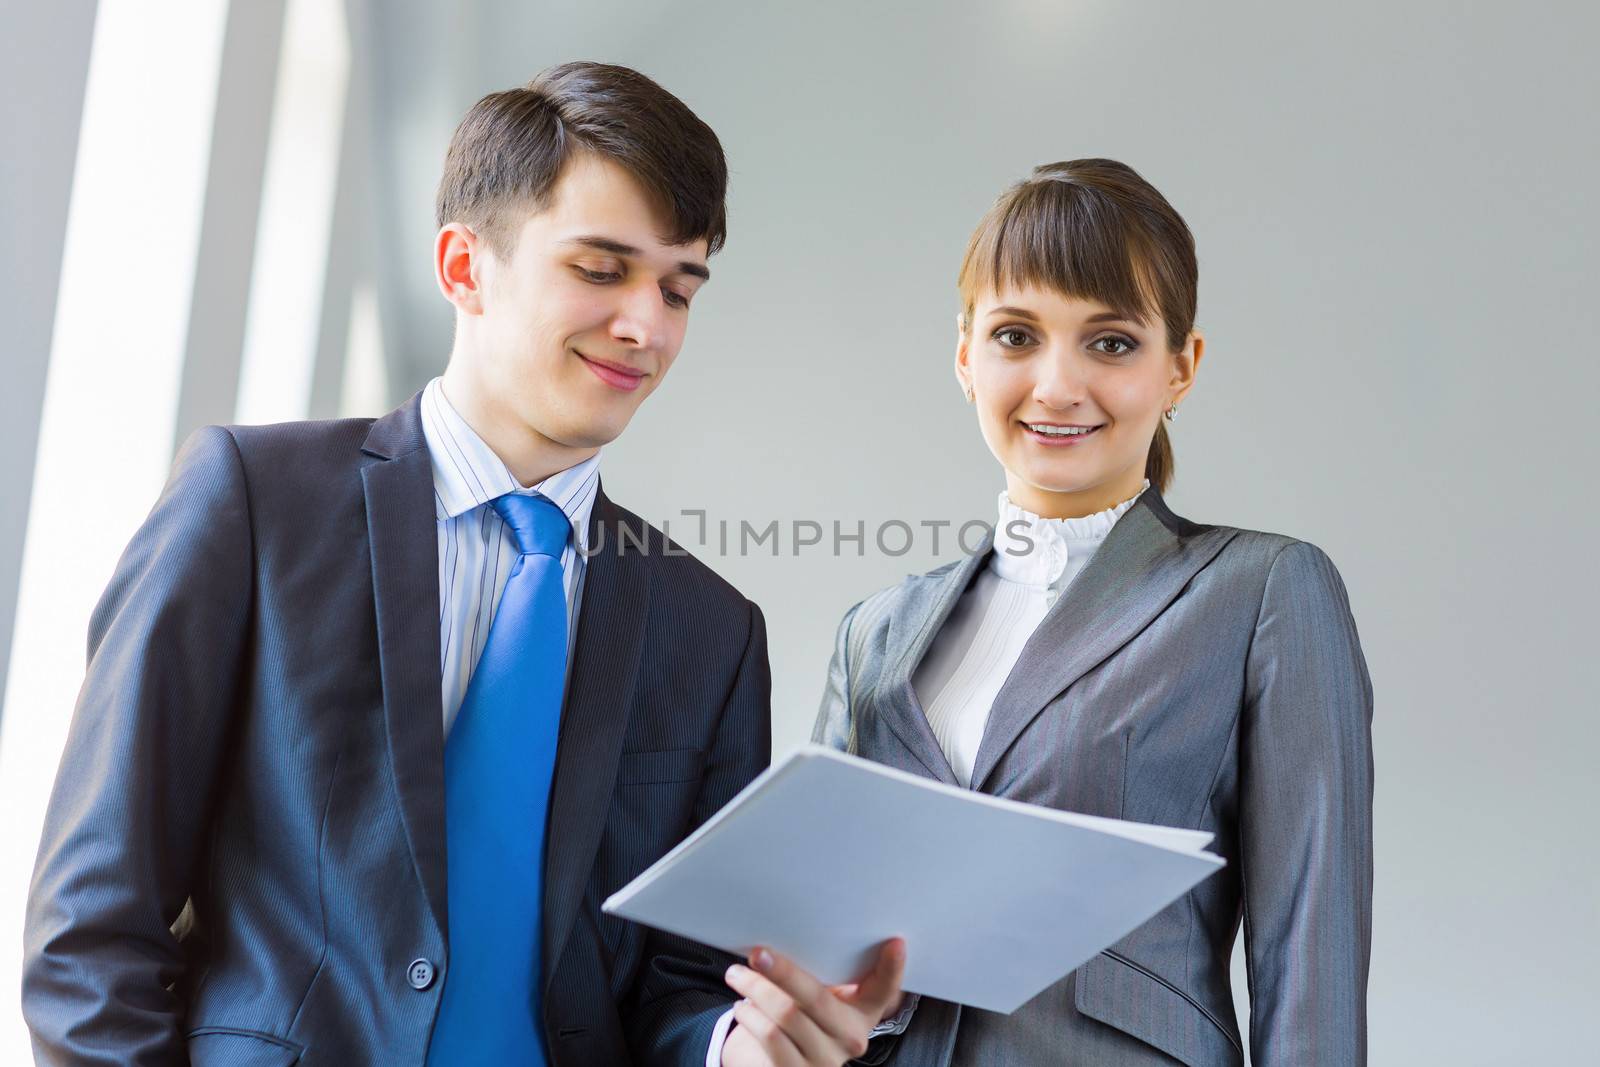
[954,313,974,400]
[1168,327,1204,403]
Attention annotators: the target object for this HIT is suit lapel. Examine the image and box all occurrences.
[542,486,650,990]
[360,403,650,979]
[874,539,993,787]
[360,393,449,937]
[968,487,1239,793]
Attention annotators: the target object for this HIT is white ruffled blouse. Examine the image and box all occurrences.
[911,479,1151,786]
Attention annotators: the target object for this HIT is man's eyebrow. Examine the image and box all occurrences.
[564,235,711,281]
[566,235,639,257]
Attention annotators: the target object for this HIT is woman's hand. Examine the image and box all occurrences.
[719,937,906,1067]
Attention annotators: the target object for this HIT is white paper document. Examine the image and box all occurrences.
[602,744,1225,1014]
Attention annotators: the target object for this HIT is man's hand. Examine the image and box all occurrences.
[720,937,906,1067]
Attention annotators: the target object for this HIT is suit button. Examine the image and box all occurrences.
[407,958,436,990]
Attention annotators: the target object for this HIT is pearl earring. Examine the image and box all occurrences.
[1165,403,1178,421]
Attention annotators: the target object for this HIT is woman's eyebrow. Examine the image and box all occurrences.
[987,306,1141,325]
[988,305,1041,321]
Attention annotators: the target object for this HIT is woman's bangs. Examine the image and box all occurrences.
[967,182,1160,328]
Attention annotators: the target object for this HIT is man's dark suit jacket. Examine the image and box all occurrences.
[22,393,771,1066]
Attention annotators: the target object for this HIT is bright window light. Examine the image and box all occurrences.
[0,0,231,1057]
[234,0,350,424]
[340,279,390,417]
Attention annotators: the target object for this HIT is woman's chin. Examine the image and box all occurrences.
[1013,460,1140,502]
[1013,460,1099,496]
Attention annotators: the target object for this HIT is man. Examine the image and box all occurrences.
[22,61,901,1066]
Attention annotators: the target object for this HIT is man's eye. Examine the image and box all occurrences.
[1092,335,1138,356]
[574,266,621,283]
[662,288,689,309]
[993,327,1034,348]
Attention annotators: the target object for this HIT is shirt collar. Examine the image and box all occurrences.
[419,376,601,553]
[991,478,1150,587]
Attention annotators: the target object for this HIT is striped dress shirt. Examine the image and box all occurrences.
[418,376,601,738]
[422,379,729,1067]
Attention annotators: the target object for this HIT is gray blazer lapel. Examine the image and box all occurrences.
[874,536,993,787]
[969,488,1239,793]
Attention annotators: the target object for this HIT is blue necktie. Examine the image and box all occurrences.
[427,492,570,1066]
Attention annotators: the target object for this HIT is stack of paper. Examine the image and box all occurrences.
[603,745,1224,1014]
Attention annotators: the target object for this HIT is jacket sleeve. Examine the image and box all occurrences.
[625,598,773,1065]
[810,600,861,751]
[21,426,255,1066]
[809,600,919,1067]
[1239,541,1375,1065]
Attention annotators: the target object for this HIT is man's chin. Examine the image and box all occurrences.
[529,375,654,450]
[547,414,630,452]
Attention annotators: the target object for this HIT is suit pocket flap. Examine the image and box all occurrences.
[1074,951,1242,1067]
[187,1027,302,1066]
[615,747,705,785]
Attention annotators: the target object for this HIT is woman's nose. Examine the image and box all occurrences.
[1031,352,1088,410]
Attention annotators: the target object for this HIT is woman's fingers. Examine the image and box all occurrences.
[719,1019,769,1067]
[843,937,907,1020]
[760,946,880,1052]
[720,941,907,1065]
[724,947,875,1062]
[727,998,806,1067]
[725,963,836,1062]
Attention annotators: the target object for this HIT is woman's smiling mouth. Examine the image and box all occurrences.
[1021,421,1103,446]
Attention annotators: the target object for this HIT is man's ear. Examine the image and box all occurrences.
[435,222,486,315]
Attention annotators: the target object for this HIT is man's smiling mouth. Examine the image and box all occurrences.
[575,349,647,392]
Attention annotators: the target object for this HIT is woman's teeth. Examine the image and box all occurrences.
[1026,423,1100,436]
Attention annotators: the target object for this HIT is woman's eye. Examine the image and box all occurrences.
[993,327,1035,348]
[574,266,621,283]
[1092,335,1138,356]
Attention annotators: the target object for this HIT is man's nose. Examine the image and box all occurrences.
[609,283,666,349]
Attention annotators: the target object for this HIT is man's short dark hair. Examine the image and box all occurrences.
[435,61,728,260]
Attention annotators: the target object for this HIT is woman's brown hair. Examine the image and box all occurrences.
[956,159,1197,494]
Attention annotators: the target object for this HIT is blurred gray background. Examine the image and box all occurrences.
[4,1,1596,1061]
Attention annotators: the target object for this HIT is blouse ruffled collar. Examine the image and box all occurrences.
[991,479,1150,587]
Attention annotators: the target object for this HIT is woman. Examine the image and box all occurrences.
[811,159,1374,1066]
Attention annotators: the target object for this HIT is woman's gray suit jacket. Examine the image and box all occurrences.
[812,486,1374,1066]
